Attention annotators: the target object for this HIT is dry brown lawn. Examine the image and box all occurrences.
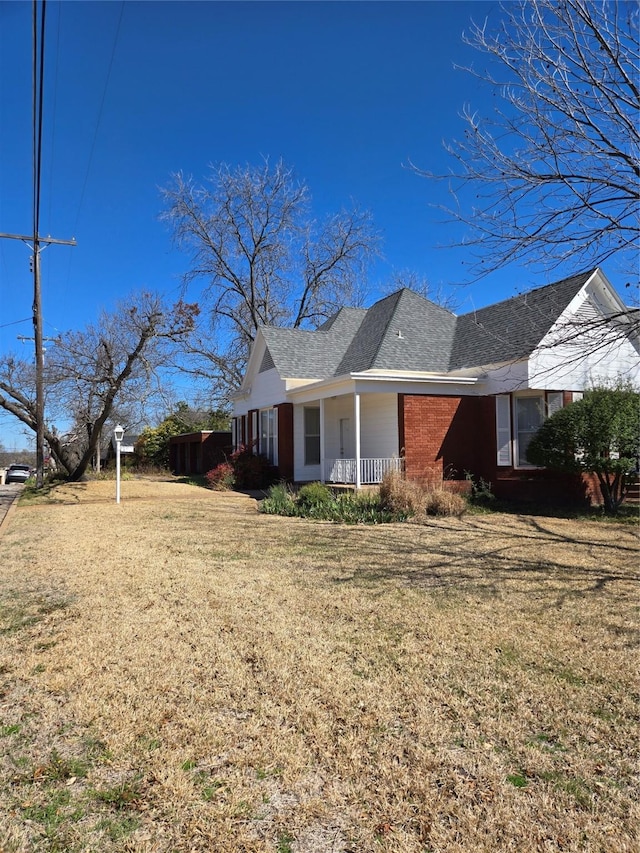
[0,478,638,852]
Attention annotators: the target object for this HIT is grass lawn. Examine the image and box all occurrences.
[0,478,638,852]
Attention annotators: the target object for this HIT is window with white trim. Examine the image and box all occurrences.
[496,396,512,466]
[515,396,545,466]
[259,408,277,464]
[251,411,258,453]
[496,392,565,468]
[304,407,321,465]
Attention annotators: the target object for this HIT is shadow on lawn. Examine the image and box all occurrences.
[287,516,638,604]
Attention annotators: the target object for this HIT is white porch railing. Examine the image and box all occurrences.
[326,457,403,485]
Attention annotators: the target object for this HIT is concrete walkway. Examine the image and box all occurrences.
[0,483,22,535]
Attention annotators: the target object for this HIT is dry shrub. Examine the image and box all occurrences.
[424,488,467,517]
[380,470,426,516]
[380,471,466,519]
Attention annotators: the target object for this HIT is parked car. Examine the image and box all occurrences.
[5,464,32,484]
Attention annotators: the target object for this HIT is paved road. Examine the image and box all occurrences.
[0,483,22,530]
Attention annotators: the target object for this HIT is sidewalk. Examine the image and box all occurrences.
[0,484,21,534]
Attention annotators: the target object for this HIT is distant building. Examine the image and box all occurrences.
[169,431,232,475]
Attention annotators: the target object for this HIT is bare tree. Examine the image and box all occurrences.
[160,158,379,396]
[414,0,639,290]
[0,293,197,481]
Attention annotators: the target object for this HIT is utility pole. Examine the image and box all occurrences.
[0,231,76,487]
[33,239,45,488]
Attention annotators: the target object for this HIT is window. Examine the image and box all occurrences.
[515,396,545,466]
[496,392,565,468]
[496,396,512,466]
[304,407,321,465]
[259,408,277,464]
[547,391,563,417]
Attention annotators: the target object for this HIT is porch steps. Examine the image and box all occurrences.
[624,479,640,505]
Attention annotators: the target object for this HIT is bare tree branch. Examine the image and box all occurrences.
[0,293,197,480]
[160,158,380,397]
[412,0,639,284]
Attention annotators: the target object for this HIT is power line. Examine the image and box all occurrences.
[0,2,75,488]
[63,1,125,296]
[0,318,32,330]
[32,0,46,242]
[72,1,125,236]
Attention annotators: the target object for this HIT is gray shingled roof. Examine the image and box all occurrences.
[258,270,595,379]
[449,270,593,369]
[335,289,457,374]
[261,307,367,378]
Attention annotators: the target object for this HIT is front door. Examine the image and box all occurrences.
[339,418,351,458]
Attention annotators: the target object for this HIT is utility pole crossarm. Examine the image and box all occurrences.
[0,231,76,246]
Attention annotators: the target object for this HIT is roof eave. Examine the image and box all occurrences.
[285,369,479,400]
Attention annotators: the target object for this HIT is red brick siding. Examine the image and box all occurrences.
[169,432,232,475]
[399,392,620,507]
[400,395,486,484]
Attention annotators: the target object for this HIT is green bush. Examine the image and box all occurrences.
[465,471,495,504]
[296,482,335,515]
[331,491,400,524]
[260,482,406,524]
[260,482,297,516]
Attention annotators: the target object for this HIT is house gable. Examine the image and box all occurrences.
[529,269,640,387]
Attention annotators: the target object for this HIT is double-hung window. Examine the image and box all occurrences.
[496,392,565,468]
[259,408,277,464]
[515,396,545,466]
[304,407,321,466]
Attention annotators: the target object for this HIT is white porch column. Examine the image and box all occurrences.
[354,392,361,489]
[319,398,326,483]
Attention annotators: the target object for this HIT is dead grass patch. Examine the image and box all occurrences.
[0,478,638,851]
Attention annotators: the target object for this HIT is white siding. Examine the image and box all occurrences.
[529,290,640,389]
[323,395,355,462]
[360,393,398,457]
[233,367,287,417]
[293,404,321,482]
[481,360,530,395]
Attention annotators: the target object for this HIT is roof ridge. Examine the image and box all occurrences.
[370,290,405,366]
[457,268,595,320]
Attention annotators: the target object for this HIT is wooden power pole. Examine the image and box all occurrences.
[0,231,76,487]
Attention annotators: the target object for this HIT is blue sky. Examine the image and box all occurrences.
[0,1,627,449]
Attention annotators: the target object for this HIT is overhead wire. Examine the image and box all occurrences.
[43,3,61,304]
[72,1,125,237]
[32,0,46,245]
[64,1,125,292]
[46,2,61,236]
